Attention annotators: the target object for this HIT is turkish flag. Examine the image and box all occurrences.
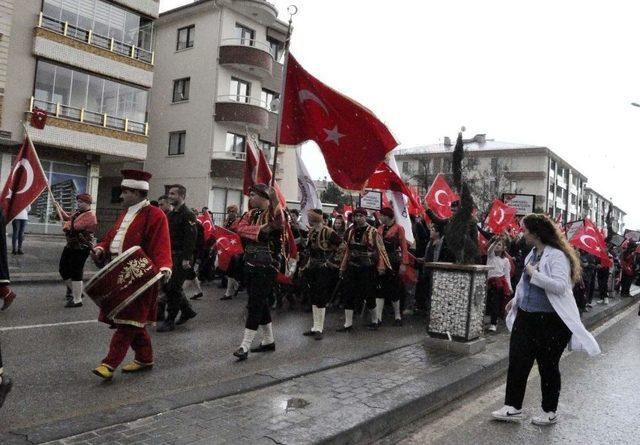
[478,231,490,256]
[342,204,353,219]
[0,135,48,222]
[280,54,398,190]
[570,218,611,267]
[425,174,459,219]
[486,199,517,234]
[400,253,418,284]
[211,225,243,272]
[197,213,214,244]
[366,162,422,212]
[30,107,48,129]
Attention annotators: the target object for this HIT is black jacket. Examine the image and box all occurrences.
[167,203,197,262]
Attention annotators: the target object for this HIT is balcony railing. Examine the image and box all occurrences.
[212,150,247,161]
[216,95,271,109]
[220,38,274,57]
[30,97,148,136]
[38,12,154,65]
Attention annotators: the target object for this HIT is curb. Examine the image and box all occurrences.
[321,291,640,444]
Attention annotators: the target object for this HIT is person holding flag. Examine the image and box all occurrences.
[374,207,410,327]
[55,193,97,308]
[233,184,284,361]
[0,210,16,409]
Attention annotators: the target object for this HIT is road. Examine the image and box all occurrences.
[380,304,640,445]
[0,280,426,433]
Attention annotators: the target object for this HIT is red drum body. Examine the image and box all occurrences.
[84,246,163,322]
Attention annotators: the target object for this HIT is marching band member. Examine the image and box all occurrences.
[233,184,283,361]
[375,207,410,326]
[91,170,172,379]
[55,193,97,308]
[338,208,390,332]
[301,209,343,339]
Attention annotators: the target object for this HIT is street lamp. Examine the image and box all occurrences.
[631,102,640,108]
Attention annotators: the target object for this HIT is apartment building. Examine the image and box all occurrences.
[145,0,295,220]
[582,187,626,233]
[0,0,158,233]
[394,134,588,223]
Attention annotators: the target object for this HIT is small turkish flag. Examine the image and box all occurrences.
[477,231,490,255]
[0,135,48,222]
[30,107,48,129]
[197,213,214,244]
[342,204,353,219]
[486,199,517,234]
[425,174,459,219]
[280,54,398,190]
[570,218,611,267]
[211,225,244,272]
[366,162,422,212]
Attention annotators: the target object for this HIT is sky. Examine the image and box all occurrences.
[160,0,640,228]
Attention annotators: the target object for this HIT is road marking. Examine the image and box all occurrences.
[0,319,98,332]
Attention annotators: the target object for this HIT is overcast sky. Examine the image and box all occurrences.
[161,0,640,228]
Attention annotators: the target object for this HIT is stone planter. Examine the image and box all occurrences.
[424,262,491,342]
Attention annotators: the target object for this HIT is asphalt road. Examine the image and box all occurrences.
[0,280,426,433]
[381,304,640,445]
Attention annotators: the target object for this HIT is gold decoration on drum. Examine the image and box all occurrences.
[117,258,152,289]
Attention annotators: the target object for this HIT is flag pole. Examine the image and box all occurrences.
[21,122,54,198]
[270,4,298,186]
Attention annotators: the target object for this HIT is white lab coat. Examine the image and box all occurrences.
[506,246,601,356]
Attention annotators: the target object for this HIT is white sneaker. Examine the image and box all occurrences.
[603,298,610,305]
[531,410,557,426]
[491,405,523,422]
[488,324,497,332]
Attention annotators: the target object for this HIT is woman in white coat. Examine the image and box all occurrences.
[492,213,600,426]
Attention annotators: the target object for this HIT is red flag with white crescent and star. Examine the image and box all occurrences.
[570,218,612,267]
[211,225,243,272]
[486,199,517,234]
[366,162,422,212]
[424,174,459,219]
[280,54,398,191]
[0,134,48,222]
[30,107,48,129]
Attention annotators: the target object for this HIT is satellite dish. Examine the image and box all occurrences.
[270,98,280,112]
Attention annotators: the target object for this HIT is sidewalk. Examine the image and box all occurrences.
[15,286,635,445]
[7,235,97,283]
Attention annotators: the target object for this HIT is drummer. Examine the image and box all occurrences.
[91,169,172,380]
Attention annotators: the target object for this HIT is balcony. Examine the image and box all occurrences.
[31,97,148,136]
[214,95,271,130]
[232,0,278,26]
[37,13,154,66]
[219,38,274,78]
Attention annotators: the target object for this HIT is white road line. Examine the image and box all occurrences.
[0,319,98,332]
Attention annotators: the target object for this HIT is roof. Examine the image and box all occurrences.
[394,139,544,156]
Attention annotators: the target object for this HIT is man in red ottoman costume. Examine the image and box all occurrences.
[91,170,172,379]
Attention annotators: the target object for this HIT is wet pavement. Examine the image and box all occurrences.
[383,304,640,445]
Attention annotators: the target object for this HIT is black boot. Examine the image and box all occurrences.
[176,306,197,325]
[0,376,13,409]
[156,319,175,332]
[156,302,166,322]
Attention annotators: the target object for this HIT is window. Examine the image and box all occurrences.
[402,161,410,174]
[267,37,283,60]
[571,194,576,205]
[210,188,243,219]
[259,140,276,163]
[557,166,564,178]
[550,159,556,170]
[225,133,246,159]
[34,60,148,122]
[172,78,190,102]
[549,183,555,193]
[177,25,195,50]
[235,23,255,45]
[490,157,499,174]
[230,77,250,103]
[169,131,186,155]
[261,88,278,110]
[443,159,452,173]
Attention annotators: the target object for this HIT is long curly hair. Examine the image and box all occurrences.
[522,213,582,284]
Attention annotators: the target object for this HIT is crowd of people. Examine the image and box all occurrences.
[0,168,637,414]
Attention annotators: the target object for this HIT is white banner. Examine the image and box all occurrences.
[385,155,415,245]
[296,146,322,228]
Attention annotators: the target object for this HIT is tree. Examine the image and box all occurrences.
[320,182,351,208]
[465,158,521,218]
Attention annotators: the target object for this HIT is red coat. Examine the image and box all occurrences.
[95,203,172,327]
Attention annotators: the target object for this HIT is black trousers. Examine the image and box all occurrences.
[342,265,375,311]
[59,247,90,281]
[486,282,502,325]
[505,309,572,412]
[165,254,192,320]
[597,269,609,298]
[621,274,633,295]
[244,263,275,330]
[302,264,338,308]
[375,265,405,303]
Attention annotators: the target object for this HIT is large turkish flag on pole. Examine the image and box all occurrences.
[0,135,48,223]
[280,54,398,190]
[425,174,459,219]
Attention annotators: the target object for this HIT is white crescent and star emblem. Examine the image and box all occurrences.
[6,159,35,200]
[323,125,345,145]
[434,189,450,207]
[495,208,505,225]
[299,90,329,115]
[580,234,600,251]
